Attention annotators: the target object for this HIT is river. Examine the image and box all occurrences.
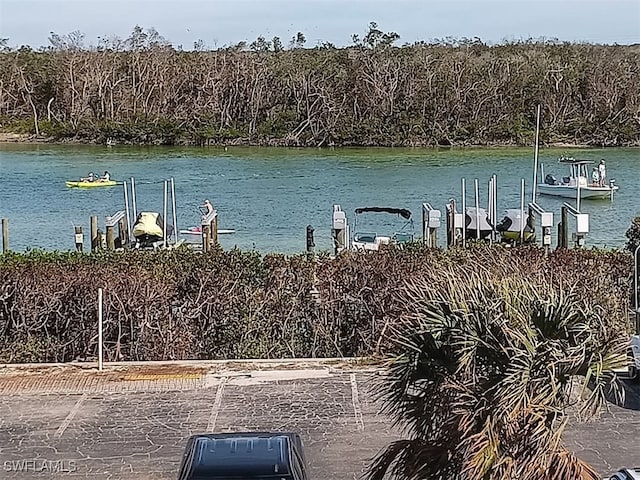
[0,144,638,253]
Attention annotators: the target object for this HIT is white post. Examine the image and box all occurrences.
[576,173,581,212]
[170,178,178,243]
[461,178,466,248]
[532,104,541,203]
[474,178,480,240]
[123,181,132,243]
[163,180,168,248]
[130,177,138,221]
[98,288,103,371]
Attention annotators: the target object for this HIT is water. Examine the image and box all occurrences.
[0,144,638,253]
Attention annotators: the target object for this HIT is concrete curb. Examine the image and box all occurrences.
[0,356,381,370]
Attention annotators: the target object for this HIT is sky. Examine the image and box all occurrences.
[1,0,639,50]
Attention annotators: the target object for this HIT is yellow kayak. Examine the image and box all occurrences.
[66,180,117,188]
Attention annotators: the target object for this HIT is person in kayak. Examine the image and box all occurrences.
[99,171,111,182]
[81,172,95,182]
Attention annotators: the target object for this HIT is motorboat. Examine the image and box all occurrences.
[464,207,493,240]
[537,157,618,199]
[351,207,414,251]
[180,226,236,235]
[495,209,535,244]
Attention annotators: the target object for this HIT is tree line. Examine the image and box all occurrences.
[0,25,638,146]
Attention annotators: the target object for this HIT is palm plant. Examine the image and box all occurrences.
[366,268,626,480]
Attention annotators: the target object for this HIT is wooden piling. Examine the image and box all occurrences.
[1,218,8,253]
[429,228,437,248]
[106,225,115,251]
[202,223,211,253]
[306,225,315,253]
[91,216,98,252]
[74,226,84,252]
[212,211,218,246]
[557,206,568,249]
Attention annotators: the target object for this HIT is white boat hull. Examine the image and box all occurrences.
[180,228,236,235]
[537,184,618,199]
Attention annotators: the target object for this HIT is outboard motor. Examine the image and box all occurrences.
[544,174,557,186]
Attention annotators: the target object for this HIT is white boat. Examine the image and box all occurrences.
[537,157,618,199]
[180,226,236,235]
[351,207,414,251]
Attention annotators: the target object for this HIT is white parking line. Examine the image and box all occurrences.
[55,393,87,438]
[207,376,227,431]
[350,373,365,432]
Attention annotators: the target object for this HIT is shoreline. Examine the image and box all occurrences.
[1,132,638,149]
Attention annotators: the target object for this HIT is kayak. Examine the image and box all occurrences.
[66,180,117,188]
[180,226,236,235]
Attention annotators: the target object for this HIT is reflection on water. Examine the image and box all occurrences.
[0,144,638,253]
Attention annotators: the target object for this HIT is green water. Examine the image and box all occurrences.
[0,144,638,253]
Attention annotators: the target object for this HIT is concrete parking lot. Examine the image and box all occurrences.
[0,361,638,479]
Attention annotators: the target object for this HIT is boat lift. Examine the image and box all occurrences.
[121,177,181,250]
[528,202,554,252]
[422,203,441,248]
[558,202,589,249]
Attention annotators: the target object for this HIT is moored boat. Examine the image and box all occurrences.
[351,207,414,251]
[180,226,236,235]
[537,157,618,199]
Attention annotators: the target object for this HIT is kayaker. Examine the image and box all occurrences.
[100,171,111,182]
[81,172,95,182]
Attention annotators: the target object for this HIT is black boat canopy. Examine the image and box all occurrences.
[558,156,595,165]
[354,207,412,219]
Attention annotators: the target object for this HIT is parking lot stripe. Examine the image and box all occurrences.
[55,393,87,438]
[350,373,365,432]
[207,376,227,431]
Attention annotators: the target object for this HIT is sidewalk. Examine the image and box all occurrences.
[0,358,384,395]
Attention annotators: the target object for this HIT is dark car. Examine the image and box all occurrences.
[177,432,308,480]
[610,468,640,480]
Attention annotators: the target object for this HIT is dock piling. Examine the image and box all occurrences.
[1,218,8,253]
[91,216,98,252]
[74,226,84,252]
[306,225,315,253]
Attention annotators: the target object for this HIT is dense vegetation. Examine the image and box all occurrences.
[367,268,625,480]
[1,25,639,146]
[0,245,632,363]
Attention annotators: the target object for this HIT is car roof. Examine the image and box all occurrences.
[178,432,302,480]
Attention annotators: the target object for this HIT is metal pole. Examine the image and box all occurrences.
[532,104,541,202]
[461,178,466,248]
[170,178,178,244]
[474,178,480,241]
[520,178,525,244]
[123,181,132,243]
[634,244,640,313]
[576,169,581,212]
[130,177,138,221]
[163,180,168,248]
[98,288,103,371]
